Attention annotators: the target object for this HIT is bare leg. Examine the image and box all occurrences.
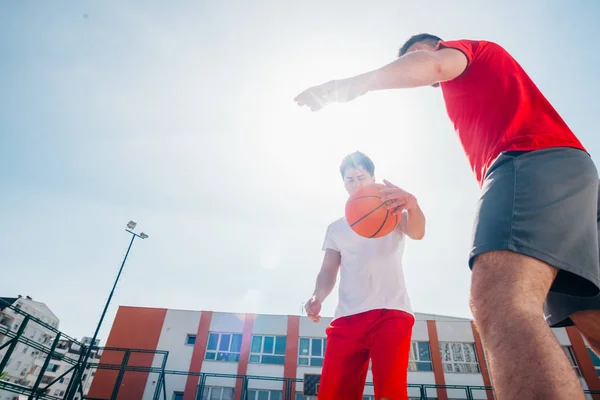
[470,250,585,399]
[572,310,600,356]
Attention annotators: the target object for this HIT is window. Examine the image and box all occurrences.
[205,333,242,362]
[250,335,286,364]
[409,341,433,372]
[298,337,326,367]
[246,390,282,400]
[186,334,197,345]
[47,363,60,373]
[172,391,184,400]
[439,342,480,373]
[201,386,234,400]
[562,346,581,376]
[588,348,600,376]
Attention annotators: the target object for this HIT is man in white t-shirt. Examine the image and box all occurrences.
[304,151,426,400]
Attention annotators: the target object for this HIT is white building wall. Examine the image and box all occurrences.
[445,374,486,399]
[416,313,472,323]
[210,313,244,333]
[93,309,600,400]
[436,321,475,343]
[247,315,287,391]
[246,363,283,379]
[298,317,330,338]
[200,360,239,387]
[407,371,437,398]
[31,337,100,400]
[553,327,572,346]
[142,309,202,400]
[412,320,429,341]
[246,364,285,390]
[252,314,287,335]
[407,372,436,385]
[0,297,60,400]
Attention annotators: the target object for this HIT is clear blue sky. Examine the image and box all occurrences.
[1,1,599,344]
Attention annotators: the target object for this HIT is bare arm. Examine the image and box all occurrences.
[360,48,469,91]
[312,249,341,303]
[399,204,426,240]
[294,48,468,111]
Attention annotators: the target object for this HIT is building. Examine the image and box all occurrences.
[0,296,59,400]
[37,336,101,399]
[0,297,100,400]
[89,306,600,400]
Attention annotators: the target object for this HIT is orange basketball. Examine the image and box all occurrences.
[345,183,398,238]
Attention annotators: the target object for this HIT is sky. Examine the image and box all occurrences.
[1,1,599,345]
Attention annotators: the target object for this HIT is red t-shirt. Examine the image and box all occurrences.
[435,40,586,187]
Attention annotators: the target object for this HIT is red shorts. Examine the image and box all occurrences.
[317,309,414,400]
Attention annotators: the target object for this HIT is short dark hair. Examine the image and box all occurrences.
[339,151,375,178]
[398,33,443,57]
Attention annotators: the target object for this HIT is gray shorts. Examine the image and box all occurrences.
[470,147,600,327]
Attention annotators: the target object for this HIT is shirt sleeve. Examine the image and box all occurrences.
[322,225,340,252]
[435,40,478,67]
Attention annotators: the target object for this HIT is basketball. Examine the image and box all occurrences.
[345,183,398,238]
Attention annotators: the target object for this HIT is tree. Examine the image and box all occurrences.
[0,370,7,381]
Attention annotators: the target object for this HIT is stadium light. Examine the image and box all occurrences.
[66,221,149,399]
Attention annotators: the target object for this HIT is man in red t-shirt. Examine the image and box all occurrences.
[294,34,600,399]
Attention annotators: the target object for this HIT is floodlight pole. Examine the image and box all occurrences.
[65,225,148,400]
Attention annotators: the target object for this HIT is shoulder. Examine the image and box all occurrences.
[437,39,496,49]
[327,217,348,233]
[436,39,506,59]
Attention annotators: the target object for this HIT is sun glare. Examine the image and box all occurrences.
[245,46,429,197]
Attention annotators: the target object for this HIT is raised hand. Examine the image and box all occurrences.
[294,77,368,112]
[379,179,417,216]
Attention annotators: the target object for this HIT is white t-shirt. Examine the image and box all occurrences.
[322,217,413,320]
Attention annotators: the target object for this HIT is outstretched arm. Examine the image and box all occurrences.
[294,48,468,111]
[357,48,468,91]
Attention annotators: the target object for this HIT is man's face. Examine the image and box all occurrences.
[343,165,375,195]
[404,41,440,88]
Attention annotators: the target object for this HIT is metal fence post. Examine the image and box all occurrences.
[29,332,61,400]
[196,373,207,400]
[110,349,131,400]
[0,316,30,374]
[62,343,88,400]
